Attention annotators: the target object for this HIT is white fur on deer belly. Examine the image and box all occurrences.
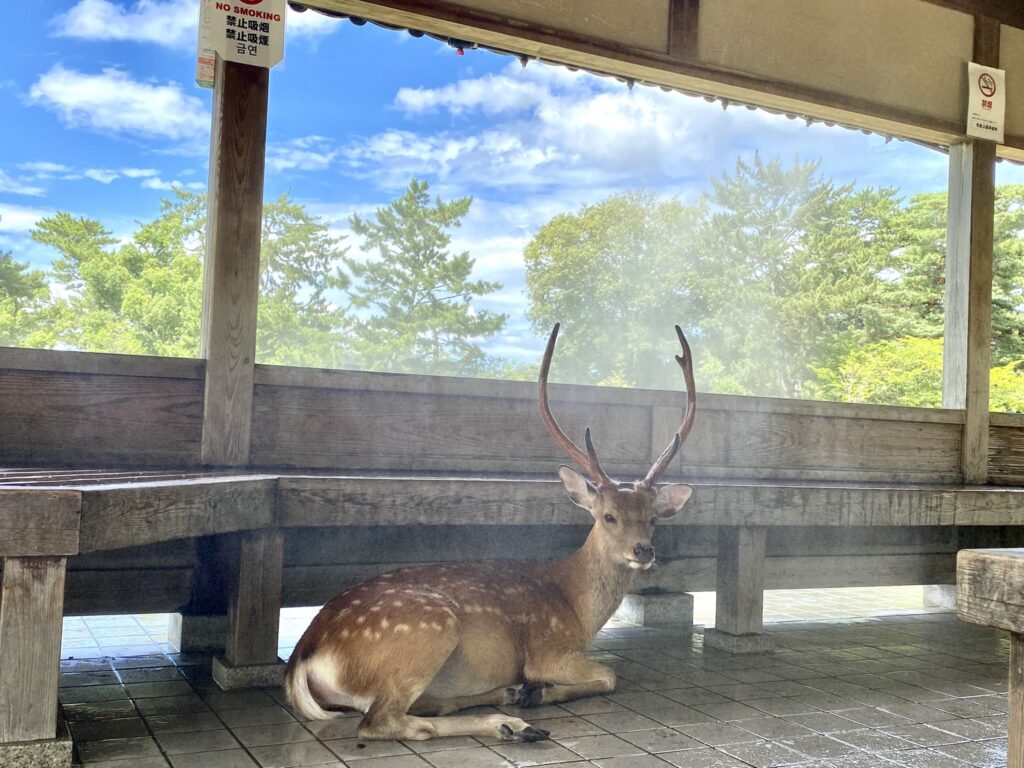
[308,655,375,713]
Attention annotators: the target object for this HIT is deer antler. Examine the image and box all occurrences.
[641,325,695,488]
[538,323,614,489]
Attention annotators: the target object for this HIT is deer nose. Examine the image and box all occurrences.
[633,544,655,564]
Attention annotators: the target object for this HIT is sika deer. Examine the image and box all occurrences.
[285,324,696,742]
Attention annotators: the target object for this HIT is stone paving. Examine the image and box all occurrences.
[59,608,1010,767]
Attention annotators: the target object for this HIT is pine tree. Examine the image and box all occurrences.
[346,179,506,376]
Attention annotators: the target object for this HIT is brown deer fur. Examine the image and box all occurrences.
[285,325,696,742]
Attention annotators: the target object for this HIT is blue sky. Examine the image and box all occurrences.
[4,1,1023,361]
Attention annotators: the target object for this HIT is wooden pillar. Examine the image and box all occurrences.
[201,55,269,466]
[0,557,67,743]
[1012,634,1024,768]
[957,548,1024,766]
[212,530,284,689]
[942,16,998,485]
[704,527,773,654]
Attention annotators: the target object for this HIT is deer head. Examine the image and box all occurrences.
[539,323,696,571]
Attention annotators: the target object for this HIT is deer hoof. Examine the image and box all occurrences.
[500,723,551,742]
[512,683,547,708]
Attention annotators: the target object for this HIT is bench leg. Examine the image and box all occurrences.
[1012,633,1024,768]
[704,527,774,654]
[0,556,73,765]
[171,536,230,653]
[213,530,285,689]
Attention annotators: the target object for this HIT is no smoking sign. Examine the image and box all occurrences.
[966,62,1005,143]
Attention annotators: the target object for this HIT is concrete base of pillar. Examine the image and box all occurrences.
[169,614,228,653]
[615,592,694,628]
[923,584,956,611]
[0,711,72,768]
[212,656,285,690]
[703,628,775,654]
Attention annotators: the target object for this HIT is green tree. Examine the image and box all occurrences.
[0,252,50,347]
[257,193,351,367]
[524,191,704,388]
[32,197,201,355]
[346,179,506,376]
[809,336,944,407]
[29,190,351,362]
[877,186,1024,364]
[691,154,902,397]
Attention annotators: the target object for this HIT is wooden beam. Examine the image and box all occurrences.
[201,56,269,466]
[668,0,699,60]
[225,529,284,666]
[0,489,79,556]
[77,477,276,552]
[0,556,67,743]
[923,0,1024,30]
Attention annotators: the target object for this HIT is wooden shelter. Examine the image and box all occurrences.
[2,0,1024,762]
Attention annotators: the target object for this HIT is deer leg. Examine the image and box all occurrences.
[520,651,616,706]
[359,699,549,742]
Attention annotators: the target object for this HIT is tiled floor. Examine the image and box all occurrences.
[59,609,1010,768]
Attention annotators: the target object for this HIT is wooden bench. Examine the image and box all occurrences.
[957,548,1024,768]
[7,467,1024,761]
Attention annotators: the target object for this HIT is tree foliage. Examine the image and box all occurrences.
[346,179,506,376]
[0,252,50,347]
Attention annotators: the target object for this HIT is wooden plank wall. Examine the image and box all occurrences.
[0,348,984,482]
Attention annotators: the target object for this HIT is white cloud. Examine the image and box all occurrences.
[53,0,199,48]
[287,6,343,40]
[28,65,210,142]
[141,176,204,191]
[267,136,338,173]
[84,168,120,183]
[0,170,45,196]
[120,167,160,178]
[52,0,341,49]
[17,161,72,177]
[0,203,53,232]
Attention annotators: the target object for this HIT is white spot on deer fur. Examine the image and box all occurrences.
[419,621,429,629]
[550,616,562,629]
[381,619,390,629]
[356,615,366,625]
[380,573,393,578]
[394,624,411,633]
[384,589,396,594]
[363,628,373,638]
[351,599,362,605]
[340,629,350,638]
[431,622,442,631]
[393,601,404,607]
[370,605,382,612]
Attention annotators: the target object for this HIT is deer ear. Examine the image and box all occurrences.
[559,466,599,511]
[652,484,693,518]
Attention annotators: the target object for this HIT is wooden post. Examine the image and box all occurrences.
[212,529,285,689]
[704,527,773,653]
[201,56,269,466]
[0,557,67,743]
[941,16,998,484]
[1013,634,1024,768]
[957,547,1024,766]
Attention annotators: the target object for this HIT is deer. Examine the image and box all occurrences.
[284,323,696,743]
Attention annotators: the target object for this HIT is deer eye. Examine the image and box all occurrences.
[603,514,617,525]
